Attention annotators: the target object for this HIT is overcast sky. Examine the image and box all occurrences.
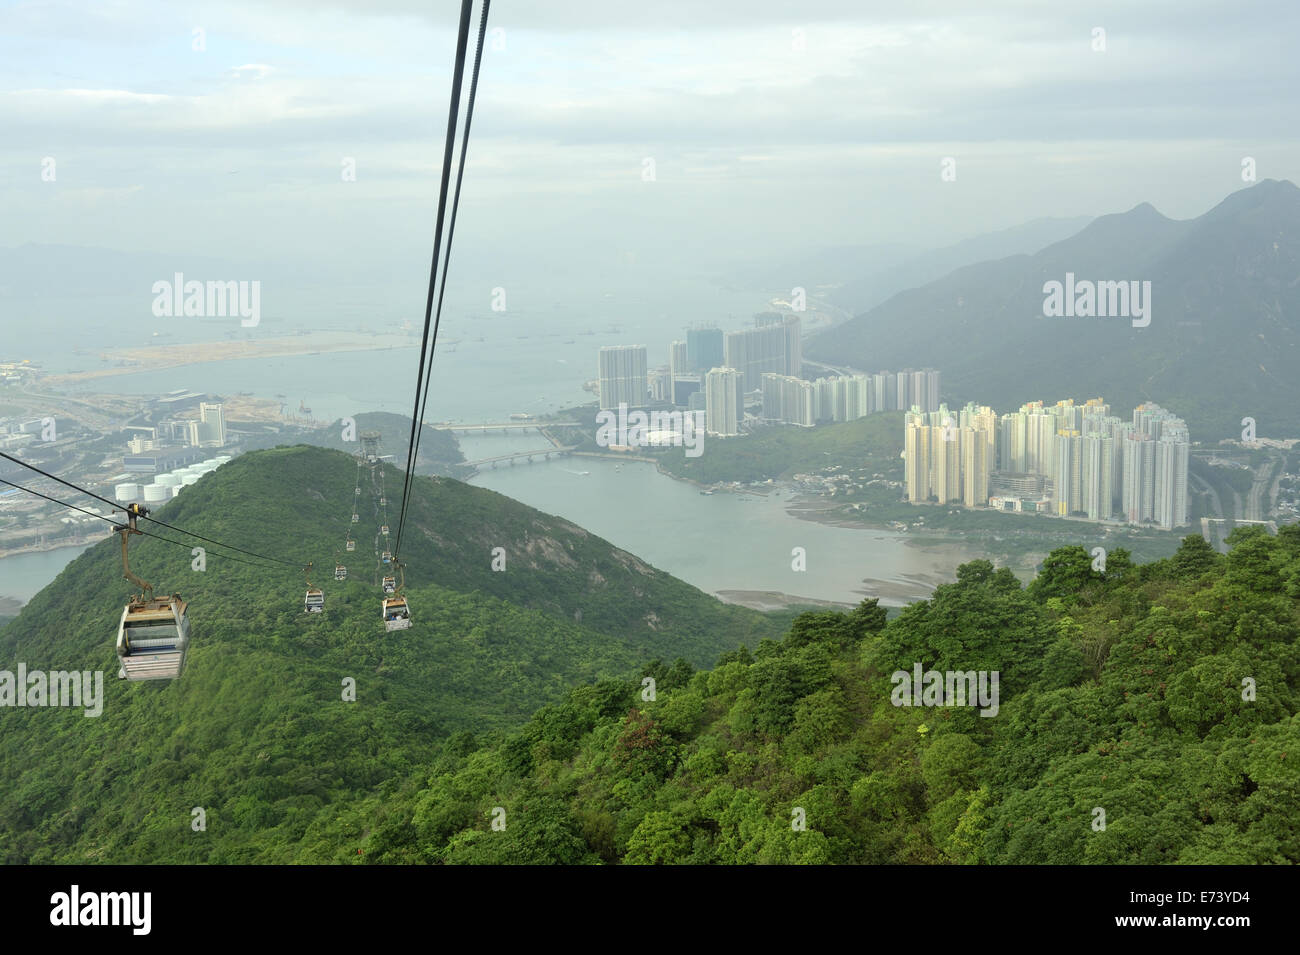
[3,0,1299,290]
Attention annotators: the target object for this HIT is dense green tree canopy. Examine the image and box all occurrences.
[2,444,1296,864]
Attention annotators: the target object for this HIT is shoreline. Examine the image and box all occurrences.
[715,589,856,612]
[39,334,422,386]
[715,567,954,610]
[0,536,105,560]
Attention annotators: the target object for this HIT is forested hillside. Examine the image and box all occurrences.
[359,529,1299,864]
[0,446,786,863]
[4,446,1295,864]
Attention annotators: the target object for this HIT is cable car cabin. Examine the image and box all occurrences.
[381,551,393,564]
[351,514,359,523]
[335,565,347,581]
[116,596,191,681]
[379,497,387,505]
[355,487,361,496]
[381,525,389,535]
[345,540,356,552]
[382,575,396,594]
[382,596,412,631]
[304,588,325,613]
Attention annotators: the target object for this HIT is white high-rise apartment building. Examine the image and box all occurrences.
[705,367,741,436]
[904,411,932,502]
[1155,425,1190,529]
[1081,432,1114,520]
[598,345,649,410]
[669,340,688,383]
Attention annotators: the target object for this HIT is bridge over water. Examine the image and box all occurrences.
[464,446,578,469]
[430,420,581,434]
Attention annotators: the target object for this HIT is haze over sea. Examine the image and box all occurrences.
[15,275,802,421]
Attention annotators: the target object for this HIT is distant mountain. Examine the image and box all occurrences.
[723,242,920,293]
[807,180,1300,440]
[308,411,469,479]
[829,216,1094,315]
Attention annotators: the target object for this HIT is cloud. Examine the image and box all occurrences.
[1,0,1299,275]
[229,64,276,80]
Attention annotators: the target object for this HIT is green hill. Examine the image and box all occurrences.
[360,530,1300,864]
[0,445,786,863]
[10,444,1294,864]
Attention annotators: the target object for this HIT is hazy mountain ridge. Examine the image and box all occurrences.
[828,216,1095,315]
[809,180,1300,440]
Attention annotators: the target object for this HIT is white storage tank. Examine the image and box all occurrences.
[196,460,219,472]
[213,455,232,465]
[115,483,143,501]
[156,472,183,487]
[181,474,200,486]
[143,484,171,503]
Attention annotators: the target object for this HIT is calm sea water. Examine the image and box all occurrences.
[0,543,97,607]
[459,433,977,606]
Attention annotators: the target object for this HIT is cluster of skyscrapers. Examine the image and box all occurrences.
[598,313,806,437]
[598,315,952,443]
[763,367,941,427]
[905,398,1190,529]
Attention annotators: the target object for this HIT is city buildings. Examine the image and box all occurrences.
[761,374,816,427]
[723,315,801,391]
[597,345,648,410]
[686,327,723,372]
[599,311,940,446]
[904,396,1191,529]
[704,367,741,436]
[758,368,942,426]
[669,340,688,381]
[188,402,226,448]
[649,366,673,403]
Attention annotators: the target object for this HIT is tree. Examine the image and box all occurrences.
[1171,534,1221,578]
[956,559,997,588]
[624,811,691,864]
[848,597,888,638]
[1224,527,1281,592]
[1029,546,1095,602]
[786,611,852,649]
[613,708,674,779]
